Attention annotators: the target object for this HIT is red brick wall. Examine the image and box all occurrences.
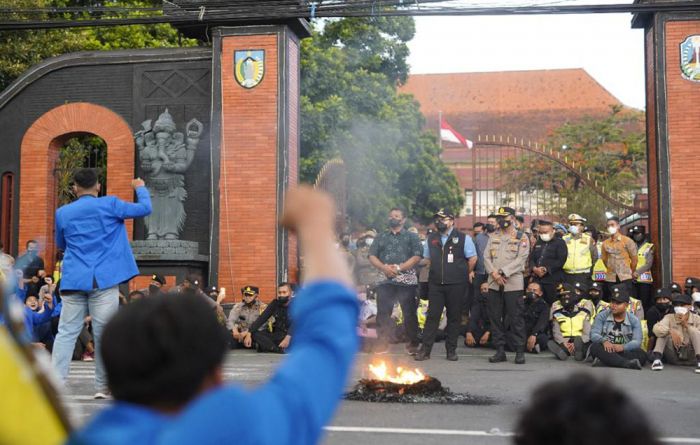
[218,34,280,302]
[287,37,300,283]
[19,103,134,273]
[664,21,700,283]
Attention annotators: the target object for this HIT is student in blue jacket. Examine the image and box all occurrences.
[52,168,152,398]
[69,186,358,445]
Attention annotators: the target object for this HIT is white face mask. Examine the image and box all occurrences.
[607,226,618,235]
[693,292,700,303]
[539,233,552,242]
[569,225,580,235]
[674,306,689,316]
[365,238,374,246]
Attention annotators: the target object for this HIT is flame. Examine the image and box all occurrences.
[368,360,426,385]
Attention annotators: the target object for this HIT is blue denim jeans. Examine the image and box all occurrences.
[51,286,119,392]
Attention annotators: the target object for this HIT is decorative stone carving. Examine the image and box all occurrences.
[135,109,203,240]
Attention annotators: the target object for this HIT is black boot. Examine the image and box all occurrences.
[515,350,526,365]
[446,350,458,361]
[414,346,431,361]
[489,347,507,363]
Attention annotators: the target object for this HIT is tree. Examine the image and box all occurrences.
[501,106,646,229]
[301,17,463,229]
[56,134,107,205]
[0,0,196,91]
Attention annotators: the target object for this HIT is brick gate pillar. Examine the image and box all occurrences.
[210,22,307,302]
[635,8,700,286]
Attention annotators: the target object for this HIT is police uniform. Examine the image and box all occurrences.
[226,286,268,349]
[484,206,530,364]
[562,214,597,287]
[629,226,654,312]
[416,208,477,361]
[548,284,592,361]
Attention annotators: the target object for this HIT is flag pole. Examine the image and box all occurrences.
[438,110,442,149]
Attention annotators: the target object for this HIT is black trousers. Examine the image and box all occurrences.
[564,273,592,288]
[589,342,648,368]
[488,289,526,351]
[253,330,288,353]
[538,282,559,306]
[635,282,653,313]
[422,282,466,353]
[376,284,419,346]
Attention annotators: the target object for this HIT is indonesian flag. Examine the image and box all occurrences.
[440,117,473,149]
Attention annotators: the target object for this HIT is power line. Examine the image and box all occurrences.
[0,1,697,31]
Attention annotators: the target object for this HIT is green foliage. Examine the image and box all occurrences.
[0,0,197,91]
[301,18,463,229]
[501,106,646,229]
[56,134,107,206]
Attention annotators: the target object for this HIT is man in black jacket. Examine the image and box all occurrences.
[529,220,568,305]
[244,283,294,353]
[522,281,550,353]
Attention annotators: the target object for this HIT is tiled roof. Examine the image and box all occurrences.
[400,68,628,143]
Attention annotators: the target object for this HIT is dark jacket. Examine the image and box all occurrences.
[646,305,673,338]
[529,237,568,284]
[524,298,550,336]
[249,298,291,335]
[427,230,468,285]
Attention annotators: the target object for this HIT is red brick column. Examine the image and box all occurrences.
[19,103,134,273]
[663,21,700,284]
[216,28,300,302]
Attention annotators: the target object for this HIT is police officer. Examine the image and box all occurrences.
[548,283,592,361]
[563,213,597,287]
[226,286,267,349]
[484,206,530,364]
[415,208,477,361]
[629,225,654,312]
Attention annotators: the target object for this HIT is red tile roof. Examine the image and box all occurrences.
[400,68,627,144]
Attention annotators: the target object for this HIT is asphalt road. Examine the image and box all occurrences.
[62,343,700,444]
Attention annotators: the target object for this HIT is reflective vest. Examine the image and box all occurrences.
[563,233,594,274]
[553,310,589,337]
[636,242,653,283]
[416,299,445,330]
[592,244,607,281]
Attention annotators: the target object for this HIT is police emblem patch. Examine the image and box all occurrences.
[680,35,700,82]
[452,237,459,244]
[234,50,265,89]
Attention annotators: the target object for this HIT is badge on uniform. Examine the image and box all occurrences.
[452,237,459,244]
[447,254,454,263]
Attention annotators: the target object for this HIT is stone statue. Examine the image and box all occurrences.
[135,109,203,240]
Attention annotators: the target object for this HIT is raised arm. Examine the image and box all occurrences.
[112,179,152,220]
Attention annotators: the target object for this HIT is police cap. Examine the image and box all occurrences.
[673,292,693,305]
[567,213,587,223]
[241,285,259,296]
[151,274,166,285]
[434,208,455,219]
[685,277,700,290]
[610,286,631,303]
[495,207,516,217]
[655,287,672,300]
[574,281,590,293]
[557,283,576,296]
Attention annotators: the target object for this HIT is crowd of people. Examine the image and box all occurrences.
[348,205,700,373]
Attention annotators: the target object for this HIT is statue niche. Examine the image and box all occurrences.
[135,109,203,240]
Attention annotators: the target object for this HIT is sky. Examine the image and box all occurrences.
[407,1,646,109]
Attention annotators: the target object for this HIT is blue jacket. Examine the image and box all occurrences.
[55,187,152,291]
[23,303,54,342]
[591,308,643,352]
[69,280,359,445]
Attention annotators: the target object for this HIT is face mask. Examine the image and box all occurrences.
[692,292,700,303]
[485,224,496,233]
[569,225,580,235]
[341,238,350,247]
[633,233,644,242]
[589,292,600,301]
[539,233,552,242]
[656,302,671,312]
[525,292,537,303]
[674,306,689,316]
[148,284,161,295]
[389,218,402,228]
[561,298,576,310]
[277,296,290,304]
[365,238,374,247]
[435,221,448,232]
[607,226,618,235]
[497,217,511,230]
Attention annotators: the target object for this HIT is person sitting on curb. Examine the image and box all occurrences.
[589,286,646,370]
[650,292,700,373]
[548,284,591,361]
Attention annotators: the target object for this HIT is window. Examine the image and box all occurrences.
[1,172,14,253]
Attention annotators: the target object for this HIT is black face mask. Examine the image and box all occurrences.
[435,221,448,232]
[589,292,601,302]
[633,233,644,243]
[496,217,511,230]
[485,223,496,233]
[148,284,161,295]
[656,302,671,312]
[389,218,402,228]
[525,292,537,303]
[277,296,290,304]
[561,297,576,310]
[341,238,350,247]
